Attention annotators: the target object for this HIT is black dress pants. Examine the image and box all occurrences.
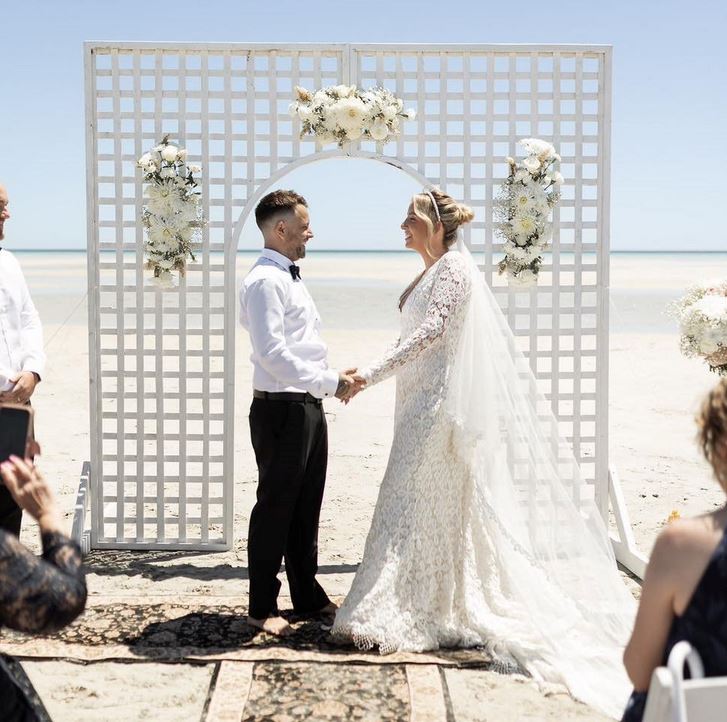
[0,399,33,537]
[247,396,331,619]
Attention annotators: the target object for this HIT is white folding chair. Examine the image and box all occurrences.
[642,641,727,722]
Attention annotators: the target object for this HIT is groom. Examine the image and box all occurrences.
[239,189,360,636]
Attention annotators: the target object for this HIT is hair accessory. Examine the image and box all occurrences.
[422,189,441,223]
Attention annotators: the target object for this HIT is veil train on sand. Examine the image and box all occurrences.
[445,239,636,719]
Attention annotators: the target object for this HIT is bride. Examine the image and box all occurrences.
[331,188,637,718]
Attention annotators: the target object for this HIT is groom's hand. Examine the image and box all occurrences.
[335,371,356,400]
[338,368,367,404]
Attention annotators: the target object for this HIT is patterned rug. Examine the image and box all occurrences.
[0,598,498,668]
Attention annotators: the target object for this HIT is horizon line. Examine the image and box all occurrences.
[6,248,727,255]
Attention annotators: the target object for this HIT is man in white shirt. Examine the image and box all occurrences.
[240,189,359,637]
[0,183,45,536]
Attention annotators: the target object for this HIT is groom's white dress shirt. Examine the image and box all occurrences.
[0,248,45,380]
[239,248,339,399]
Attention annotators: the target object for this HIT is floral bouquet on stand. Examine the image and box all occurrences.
[495,138,563,287]
[669,280,727,376]
[137,136,205,289]
[289,84,416,147]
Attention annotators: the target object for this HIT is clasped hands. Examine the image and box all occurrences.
[0,371,38,405]
[335,368,367,404]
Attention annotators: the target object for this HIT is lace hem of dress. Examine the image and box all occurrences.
[330,622,523,674]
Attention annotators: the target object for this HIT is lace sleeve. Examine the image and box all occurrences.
[0,530,87,635]
[362,253,470,387]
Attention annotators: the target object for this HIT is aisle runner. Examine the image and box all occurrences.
[0,596,498,668]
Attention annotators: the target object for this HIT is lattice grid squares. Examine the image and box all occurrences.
[350,46,609,509]
[86,43,611,549]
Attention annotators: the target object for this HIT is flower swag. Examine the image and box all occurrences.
[289,84,416,147]
[495,138,563,287]
[137,135,205,289]
[669,280,727,376]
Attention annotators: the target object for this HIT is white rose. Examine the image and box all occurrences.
[334,84,352,98]
[188,164,202,174]
[161,145,178,162]
[519,137,556,160]
[346,126,363,141]
[404,108,416,120]
[523,156,541,173]
[178,148,187,162]
[553,172,564,185]
[510,269,537,287]
[370,119,389,141]
[152,271,175,289]
[138,152,153,167]
[383,104,398,121]
[333,96,367,131]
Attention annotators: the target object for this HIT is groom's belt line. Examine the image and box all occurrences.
[253,390,322,405]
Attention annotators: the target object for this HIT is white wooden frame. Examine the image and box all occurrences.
[82,42,641,571]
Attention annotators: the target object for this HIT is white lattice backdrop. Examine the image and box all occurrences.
[85,42,612,550]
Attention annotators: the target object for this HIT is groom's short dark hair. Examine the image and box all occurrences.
[255,190,307,229]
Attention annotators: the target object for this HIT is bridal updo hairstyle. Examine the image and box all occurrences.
[412,188,475,257]
[697,379,727,490]
[398,189,475,311]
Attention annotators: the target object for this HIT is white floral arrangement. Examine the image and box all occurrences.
[137,135,205,289]
[289,84,416,147]
[495,138,564,287]
[669,280,727,376]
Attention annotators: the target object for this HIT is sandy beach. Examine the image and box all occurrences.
[5,250,727,720]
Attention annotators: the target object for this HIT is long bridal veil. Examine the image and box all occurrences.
[447,240,636,718]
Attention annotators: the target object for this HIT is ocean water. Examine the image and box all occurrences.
[11,250,727,335]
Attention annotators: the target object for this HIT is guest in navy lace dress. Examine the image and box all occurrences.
[623,379,727,721]
[0,445,87,721]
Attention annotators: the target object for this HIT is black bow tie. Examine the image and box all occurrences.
[289,264,301,281]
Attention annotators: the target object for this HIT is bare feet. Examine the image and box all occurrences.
[246,614,293,637]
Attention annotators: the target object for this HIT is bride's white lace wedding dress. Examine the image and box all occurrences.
[331,247,636,719]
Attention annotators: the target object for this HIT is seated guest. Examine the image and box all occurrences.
[622,378,727,721]
[0,443,87,721]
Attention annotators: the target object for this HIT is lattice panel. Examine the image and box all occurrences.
[86,43,611,549]
[351,46,610,512]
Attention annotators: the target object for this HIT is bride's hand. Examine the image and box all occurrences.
[341,371,367,404]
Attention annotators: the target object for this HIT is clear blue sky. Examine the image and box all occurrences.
[1,0,725,251]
